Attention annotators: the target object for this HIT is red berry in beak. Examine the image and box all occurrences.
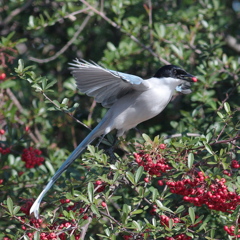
[192,77,198,82]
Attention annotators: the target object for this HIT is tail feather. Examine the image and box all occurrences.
[30,117,108,218]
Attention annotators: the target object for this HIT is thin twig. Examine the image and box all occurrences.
[33,8,91,30]
[87,99,97,128]
[99,210,122,226]
[42,92,91,130]
[6,88,25,113]
[80,215,93,240]
[0,204,41,232]
[1,0,33,25]
[29,14,92,63]
[6,88,40,143]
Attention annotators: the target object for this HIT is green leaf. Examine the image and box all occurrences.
[223,102,231,114]
[188,207,195,224]
[133,221,142,231]
[41,77,47,89]
[45,160,55,175]
[28,16,35,28]
[7,197,13,215]
[155,200,173,213]
[188,153,194,169]
[77,195,90,204]
[0,80,16,89]
[131,209,143,215]
[142,133,152,143]
[46,79,57,89]
[151,188,158,202]
[217,111,224,119]
[168,219,173,229]
[104,228,110,237]
[18,59,24,72]
[90,204,100,217]
[123,204,131,214]
[126,171,135,185]
[88,182,94,203]
[34,231,40,240]
[135,166,143,183]
[61,98,69,105]
[175,205,185,214]
[13,206,21,215]
[204,143,214,155]
[210,228,215,238]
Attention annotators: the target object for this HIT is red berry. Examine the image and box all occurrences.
[0,73,6,80]
[25,126,30,132]
[158,180,164,186]
[159,144,166,149]
[21,225,26,230]
[0,129,5,135]
[101,202,107,207]
[49,232,56,238]
[144,177,150,183]
[95,180,102,185]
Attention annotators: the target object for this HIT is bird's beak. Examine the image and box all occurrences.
[180,73,198,83]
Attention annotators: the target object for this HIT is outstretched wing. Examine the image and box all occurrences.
[69,59,147,108]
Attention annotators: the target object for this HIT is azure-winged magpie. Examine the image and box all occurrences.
[30,59,197,218]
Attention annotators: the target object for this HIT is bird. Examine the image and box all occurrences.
[30,59,198,218]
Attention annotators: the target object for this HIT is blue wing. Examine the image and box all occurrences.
[69,59,147,108]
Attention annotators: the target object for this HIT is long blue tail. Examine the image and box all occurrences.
[30,117,108,218]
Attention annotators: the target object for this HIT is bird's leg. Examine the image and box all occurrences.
[96,134,106,147]
[104,136,118,162]
[134,127,142,135]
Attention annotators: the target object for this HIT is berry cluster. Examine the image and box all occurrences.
[0,147,11,155]
[222,170,231,177]
[59,199,71,204]
[224,224,240,238]
[19,199,82,240]
[20,199,35,215]
[166,172,240,213]
[231,160,240,168]
[134,145,171,176]
[160,214,181,227]
[21,147,44,168]
[21,219,81,240]
[165,234,192,240]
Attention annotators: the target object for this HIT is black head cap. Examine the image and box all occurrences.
[154,65,197,82]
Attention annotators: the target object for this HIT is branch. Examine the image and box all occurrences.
[29,14,92,63]
[79,0,170,65]
[80,215,93,240]
[1,0,33,25]
[5,88,40,144]
[99,210,122,226]
[33,8,91,30]
[42,92,91,130]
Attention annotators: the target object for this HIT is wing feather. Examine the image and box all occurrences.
[69,59,147,107]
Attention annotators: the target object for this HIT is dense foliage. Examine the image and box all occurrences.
[0,0,239,239]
